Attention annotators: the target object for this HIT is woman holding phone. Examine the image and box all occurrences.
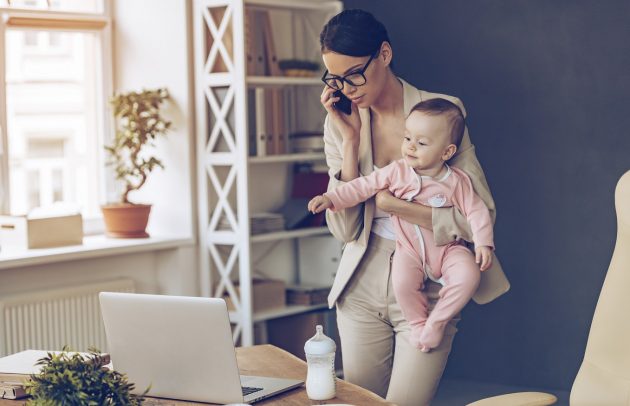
[319,9,509,405]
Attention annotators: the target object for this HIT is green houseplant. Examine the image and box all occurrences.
[101,88,171,238]
[26,350,145,405]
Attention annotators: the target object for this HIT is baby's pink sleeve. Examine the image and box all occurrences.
[452,170,494,248]
[324,163,396,212]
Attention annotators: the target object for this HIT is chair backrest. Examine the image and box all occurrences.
[571,170,630,405]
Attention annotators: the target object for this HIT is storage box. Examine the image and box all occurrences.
[286,284,331,306]
[224,278,286,312]
[0,214,83,249]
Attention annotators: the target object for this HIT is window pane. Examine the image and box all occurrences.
[5,29,103,218]
[4,0,103,14]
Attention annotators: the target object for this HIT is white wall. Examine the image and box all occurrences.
[111,0,196,240]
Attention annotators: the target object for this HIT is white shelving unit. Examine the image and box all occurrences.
[193,0,342,346]
[248,152,325,164]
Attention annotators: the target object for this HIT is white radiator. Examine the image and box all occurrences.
[0,279,135,356]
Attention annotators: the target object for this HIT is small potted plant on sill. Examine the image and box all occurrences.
[101,88,171,238]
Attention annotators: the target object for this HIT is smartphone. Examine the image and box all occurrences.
[332,90,352,115]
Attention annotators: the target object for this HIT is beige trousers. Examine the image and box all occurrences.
[336,234,460,406]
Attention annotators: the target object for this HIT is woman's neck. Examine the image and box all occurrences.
[370,71,404,119]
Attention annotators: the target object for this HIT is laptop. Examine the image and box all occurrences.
[99,292,303,404]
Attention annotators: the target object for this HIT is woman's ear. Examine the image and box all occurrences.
[380,41,393,67]
[443,144,457,161]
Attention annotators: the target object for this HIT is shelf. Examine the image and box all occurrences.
[250,227,329,243]
[248,152,325,164]
[207,227,330,244]
[230,302,330,323]
[247,76,322,87]
[0,235,195,270]
[245,0,340,12]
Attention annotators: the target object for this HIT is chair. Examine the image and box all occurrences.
[469,170,630,406]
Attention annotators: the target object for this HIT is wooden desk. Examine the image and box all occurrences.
[1,345,391,405]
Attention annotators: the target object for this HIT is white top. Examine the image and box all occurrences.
[370,165,397,240]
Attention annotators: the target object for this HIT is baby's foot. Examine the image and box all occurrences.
[418,321,447,351]
[409,324,425,349]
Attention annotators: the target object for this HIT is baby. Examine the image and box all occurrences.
[308,98,493,352]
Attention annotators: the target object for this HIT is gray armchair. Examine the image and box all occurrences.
[469,170,630,406]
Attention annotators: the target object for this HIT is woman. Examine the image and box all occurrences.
[319,9,510,405]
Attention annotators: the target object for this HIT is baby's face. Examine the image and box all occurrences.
[401,111,453,170]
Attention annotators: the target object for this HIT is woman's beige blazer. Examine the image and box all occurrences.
[324,78,510,308]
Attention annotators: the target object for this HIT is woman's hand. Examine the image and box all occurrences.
[475,246,493,271]
[321,86,361,146]
[375,189,397,213]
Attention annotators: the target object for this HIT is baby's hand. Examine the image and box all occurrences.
[308,195,333,214]
[475,246,493,272]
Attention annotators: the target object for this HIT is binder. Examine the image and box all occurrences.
[244,9,256,75]
[260,10,281,76]
[264,89,275,154]
[270,88,282,155]
[255,88,267,156]
[249,11,267,75]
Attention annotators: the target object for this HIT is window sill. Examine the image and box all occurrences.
[0,235,195,270]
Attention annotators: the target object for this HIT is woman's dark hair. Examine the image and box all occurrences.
[320,9,390,58]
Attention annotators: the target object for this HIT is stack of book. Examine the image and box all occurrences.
[250,213,285,234]
[0,350,110,400]
[217,213,285,234]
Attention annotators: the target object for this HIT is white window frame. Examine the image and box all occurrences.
[0,3,113,234]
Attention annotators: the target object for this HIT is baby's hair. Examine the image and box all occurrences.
[409,98,465,146]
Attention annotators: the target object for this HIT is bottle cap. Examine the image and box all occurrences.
[304,325,336,356]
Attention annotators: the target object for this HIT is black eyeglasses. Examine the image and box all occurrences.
[321,52,377,91]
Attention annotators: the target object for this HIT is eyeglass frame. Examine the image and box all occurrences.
[321,51,378,91]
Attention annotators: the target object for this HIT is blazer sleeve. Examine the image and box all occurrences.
[325,164,395,212]
[323,115,365,243]
[451,170,494,248]
[432,98,497,246]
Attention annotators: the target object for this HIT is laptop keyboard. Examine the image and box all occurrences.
[242,386,264,396]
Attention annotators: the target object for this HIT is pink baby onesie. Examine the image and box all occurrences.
[325,159,494,350]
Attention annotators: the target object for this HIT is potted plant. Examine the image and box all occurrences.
[26,350,146,405]
[102,88,171,238]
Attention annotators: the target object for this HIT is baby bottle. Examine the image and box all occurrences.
[304,325,337,400]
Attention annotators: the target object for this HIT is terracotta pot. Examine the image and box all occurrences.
[101,203,152,238]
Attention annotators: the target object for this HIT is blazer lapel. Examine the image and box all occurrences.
[358,107,373,176]
[401,77,422,117]
[357,107,374,244]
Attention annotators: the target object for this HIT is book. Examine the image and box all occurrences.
[0,383,27,400]
[0,350,110,385]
